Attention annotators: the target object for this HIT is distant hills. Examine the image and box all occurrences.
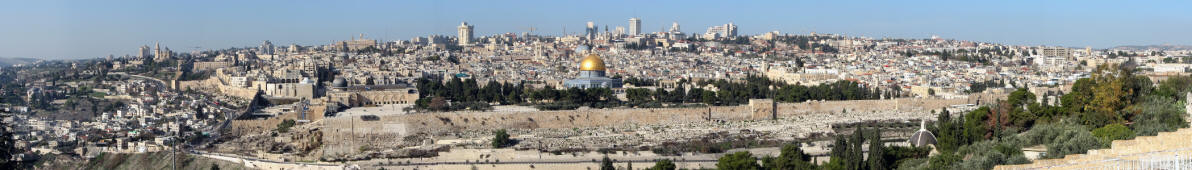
[1112,44,1192,51]
[0,57,40,67]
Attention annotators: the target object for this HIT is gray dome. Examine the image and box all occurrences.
[909,129,937,147]
[332,77,348,88]
[908,120,937,147]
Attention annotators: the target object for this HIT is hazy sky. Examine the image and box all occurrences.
[2,0,1190,59]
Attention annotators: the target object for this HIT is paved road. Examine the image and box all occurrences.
[190,150,347,170]
[373,158,719,166]
[111,72,168,90]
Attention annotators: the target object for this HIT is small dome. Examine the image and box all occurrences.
[579,54,606,71]
[909,129,937,147]
[908,120,937,147]
[300,77,315,84]
[332,77,348,88]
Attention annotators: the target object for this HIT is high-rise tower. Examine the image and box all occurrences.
[628,17,641,36]
[260,40,275,55]
[725,22,737,37]
[138,45,151,60]
[457,22,474,46]
[585,21,597,40]
[669,22,681,33]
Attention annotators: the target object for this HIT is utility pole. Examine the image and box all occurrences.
[771,84,778,120]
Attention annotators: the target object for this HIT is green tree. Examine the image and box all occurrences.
[848,127,867,170]
[600,156,615,170]
[762,144,815,170]
[867,128,886,170]
[881,146,930,169]
[933,108,964,152]
[1006,88,1036,108]
[1127,95,1190,136]
[963,107,991,142]
[828,135,850,166]
[491,129,512,148]
[821,158,848,170]
[1079,64,1143,128]
[626,88,654,103]
[700,90,718,105]
[648,159,676,170]
[1152,75,1192,99]
[717,151,761,170]
[1062,78,1094,113]
[0,114,18,169]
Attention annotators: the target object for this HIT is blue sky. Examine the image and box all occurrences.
[1,0,1190,59]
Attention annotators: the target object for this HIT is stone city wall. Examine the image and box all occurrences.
[193,61,234,71]
[228,111,301,134]
[774,97,977,117]
[228,104,327,134]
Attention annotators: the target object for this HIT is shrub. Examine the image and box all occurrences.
[1127,95,1189,136]
[276,119,296,133]
[1045,128,1105,158]
[955,140,1028,169]
[1091,124,1135,143]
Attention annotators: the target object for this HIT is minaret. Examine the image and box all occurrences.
[154,42,161,57]
[153,42,165,61]
[762,55,770,73]
[920,119,927,131]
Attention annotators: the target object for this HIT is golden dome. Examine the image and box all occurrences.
[579,54,606,71]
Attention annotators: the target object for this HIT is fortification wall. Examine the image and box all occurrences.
[228,104,326,134]
[773,98,975,116]
[228,118,285,134]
